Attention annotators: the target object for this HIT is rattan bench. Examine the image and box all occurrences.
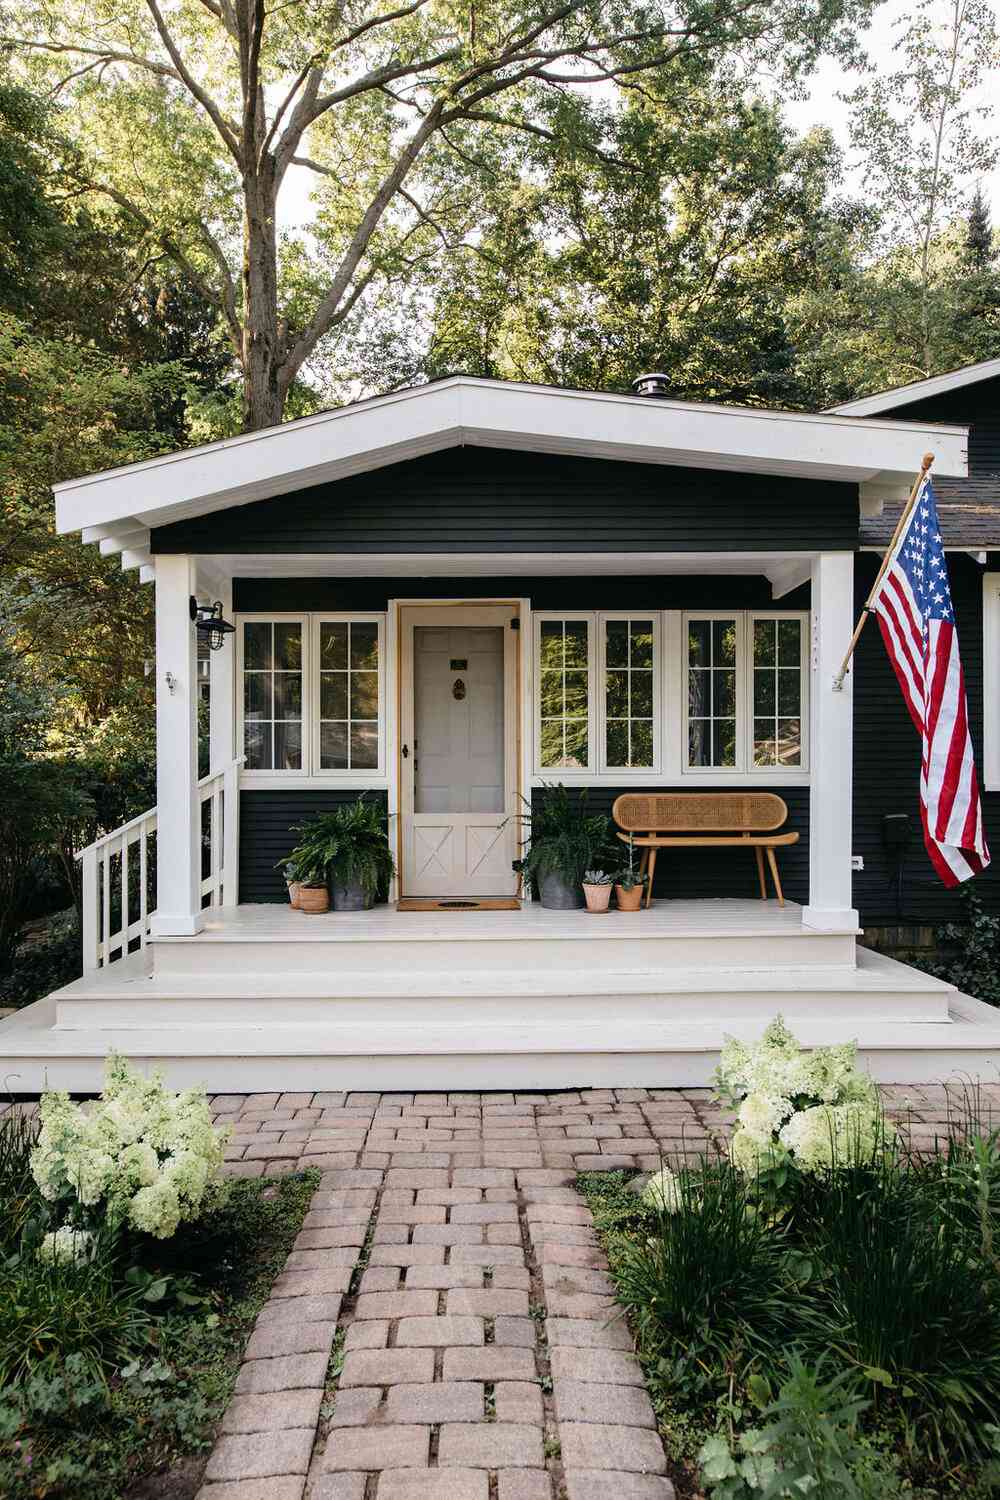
[611,792,799,908]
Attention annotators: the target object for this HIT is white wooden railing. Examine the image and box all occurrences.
[78,759,241,974]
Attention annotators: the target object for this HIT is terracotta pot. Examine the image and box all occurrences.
[615,883,644,911]
[583,883,612,913]
[298,884,330,914]
[287,881,301,909]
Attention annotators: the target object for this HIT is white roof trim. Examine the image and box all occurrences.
[827,357,1000,416]
[53,376,969,536]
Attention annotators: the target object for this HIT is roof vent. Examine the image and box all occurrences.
[631,372,671,399]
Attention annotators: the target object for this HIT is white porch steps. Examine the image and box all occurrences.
[3,900,999,1090]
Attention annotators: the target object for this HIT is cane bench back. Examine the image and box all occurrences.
[612,792,789,838]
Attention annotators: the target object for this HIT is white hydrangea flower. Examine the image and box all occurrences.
[737,1092,792,1143]
[642,1166,684,1213]
[778,1101,885,1172]
[129,1177,183,1239]
[37,1226,97,1265]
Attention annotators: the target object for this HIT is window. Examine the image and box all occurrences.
[602,616,657,770]
[751,616,804,768]
[237,613,385,779]
[241,619,304,771]
[682,611,808,774]
[537,617,592,770]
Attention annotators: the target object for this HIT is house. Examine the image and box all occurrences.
[3,364,1000,1091]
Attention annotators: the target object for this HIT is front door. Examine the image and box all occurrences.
[399,605,519,899]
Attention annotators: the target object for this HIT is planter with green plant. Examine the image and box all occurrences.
[514,784,612,910]
[582,869,613,913]
[286,798,395,911]
[615,834,648,910]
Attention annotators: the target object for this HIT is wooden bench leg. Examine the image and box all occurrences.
[645,847,657,908]
[765,847,784,906]
[754,847,767,901]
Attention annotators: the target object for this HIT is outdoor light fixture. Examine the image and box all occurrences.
[189,596,235,651]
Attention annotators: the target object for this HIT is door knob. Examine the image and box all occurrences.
[402,744,409,758]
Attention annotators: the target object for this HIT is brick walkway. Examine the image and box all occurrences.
[192,1083,969,1500]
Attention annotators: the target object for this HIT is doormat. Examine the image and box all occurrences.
[396,897,522,912]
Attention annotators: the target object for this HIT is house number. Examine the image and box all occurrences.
[453,678,466,700]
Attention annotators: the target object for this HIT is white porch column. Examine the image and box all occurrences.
[209,572,235,772]
[803,551,859,934]
[150,554,204,937]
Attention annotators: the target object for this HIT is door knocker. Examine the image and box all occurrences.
[452,678,466,701]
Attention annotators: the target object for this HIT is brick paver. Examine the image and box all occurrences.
[191,1083,976,1499]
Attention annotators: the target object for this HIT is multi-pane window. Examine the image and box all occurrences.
[538,619,590,769]
[242,620,303,770]
[604,618,655,768]
[687,618,738,768]
[752,617,804,767]
[318,620,380,770]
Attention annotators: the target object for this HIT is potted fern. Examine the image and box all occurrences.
[285,798,395,911]
[515,784,612,910]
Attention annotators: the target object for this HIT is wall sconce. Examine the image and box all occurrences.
[190,596,235,651]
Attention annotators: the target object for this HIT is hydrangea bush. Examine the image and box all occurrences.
[715,1016,887,1179]
[31,1055,229,1241]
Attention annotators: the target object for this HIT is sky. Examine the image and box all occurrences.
[276,0,1000,235]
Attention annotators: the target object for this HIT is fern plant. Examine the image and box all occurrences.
[515,784,612,886]
[286,798,395,898]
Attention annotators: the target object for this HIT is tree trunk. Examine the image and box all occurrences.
[241,165,284,431]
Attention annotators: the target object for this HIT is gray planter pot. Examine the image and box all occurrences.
[539,871,584,910]
[331,877,373,911]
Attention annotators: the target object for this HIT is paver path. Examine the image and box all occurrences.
[189,1083,967,1500]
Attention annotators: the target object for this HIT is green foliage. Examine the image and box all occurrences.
[0,1110,40,1256]
[286,797,395,897]
[914,889,1000,1006]
[699,1355,903,1500]
[516,784,613,887]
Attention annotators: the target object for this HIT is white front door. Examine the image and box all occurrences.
[399,605,519,899]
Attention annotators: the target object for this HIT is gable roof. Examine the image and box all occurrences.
[54,376,967,543]
[827,356,1000,417]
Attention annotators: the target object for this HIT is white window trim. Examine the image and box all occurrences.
[984,573,1000,790]
[236,611,389,787]
[532,608,810,786]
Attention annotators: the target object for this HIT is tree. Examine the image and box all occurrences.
[843,0,999,378]
[965,183,994,270]
[9,0,876,430]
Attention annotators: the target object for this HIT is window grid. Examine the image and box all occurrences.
[604,617,655,769]
[752,616,804,768]
[686,616,738,769]
[538,618,591,770]
[242,620,304,772]
[318,620,380,771]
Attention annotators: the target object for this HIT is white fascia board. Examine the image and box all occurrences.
[53,377,970,536]
[827,357,1000,416]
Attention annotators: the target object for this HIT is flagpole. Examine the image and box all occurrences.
[831,451,935,692]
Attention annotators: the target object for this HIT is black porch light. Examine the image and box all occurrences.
[190,596,235,651]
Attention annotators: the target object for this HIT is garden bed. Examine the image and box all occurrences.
[0,1101,318,1499]
[577,1029,1000,1500]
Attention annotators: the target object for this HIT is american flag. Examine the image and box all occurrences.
[869,475,989,886]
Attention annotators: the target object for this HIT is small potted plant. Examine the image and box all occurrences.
[296,857,331,914]
[615,835,648,911]
[514,784,612,910]
[285,798,396,912]
[276,858,303,908]
[582,869,613,913]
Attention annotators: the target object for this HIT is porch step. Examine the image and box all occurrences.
[2,990,999,1093]
[54,949,954,1028]
[149,901,859,977]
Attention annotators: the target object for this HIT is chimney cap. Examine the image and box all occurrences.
[631,372,671,399]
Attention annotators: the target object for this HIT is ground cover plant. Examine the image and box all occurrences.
[0,1065,318,1499]
[579,1020,1000,1500]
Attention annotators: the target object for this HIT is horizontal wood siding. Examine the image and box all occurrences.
[852,552,1000,925]
[876,375,1000,474]
[153,448,856,555]
[240,789,389,903]
[529,786,810,904]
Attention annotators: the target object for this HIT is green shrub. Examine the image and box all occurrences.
[515,783,613,887]
[604,1162,798,1397]
[286,796,395,896]
[0,914,81,1010]
[699,1354,904,1500]
[914,889,1000,1005]
[0,1109,39,1255]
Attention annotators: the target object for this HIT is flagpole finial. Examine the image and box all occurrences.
[922,451,934,472]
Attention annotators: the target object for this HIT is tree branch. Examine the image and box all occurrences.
[143,0,242,161]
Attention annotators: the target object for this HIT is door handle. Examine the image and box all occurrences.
[402,744,409,758]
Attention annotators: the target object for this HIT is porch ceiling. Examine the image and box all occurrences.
[54,376,968,540]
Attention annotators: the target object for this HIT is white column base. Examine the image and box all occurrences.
[150,912,206,938]
[801,905,859,934]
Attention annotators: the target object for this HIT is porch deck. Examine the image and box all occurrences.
[3,897,1000,1092]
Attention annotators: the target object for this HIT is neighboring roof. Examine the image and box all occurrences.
[827,356,1000,417]
[860,477,1000,550]
[53,375,968,539]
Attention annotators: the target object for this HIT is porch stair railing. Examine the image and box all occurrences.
[77,759,241,975]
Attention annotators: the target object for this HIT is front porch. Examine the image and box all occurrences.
[4,897,1000,1092]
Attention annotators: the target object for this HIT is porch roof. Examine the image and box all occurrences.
[54,377,968,557]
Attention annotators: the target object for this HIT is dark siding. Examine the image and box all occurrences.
[153,448,857,555]
[852,552,1000,924]
[234,575,810,613]
[529,787,809,904]
[240,789,389,903]
[873,374,1000,475]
